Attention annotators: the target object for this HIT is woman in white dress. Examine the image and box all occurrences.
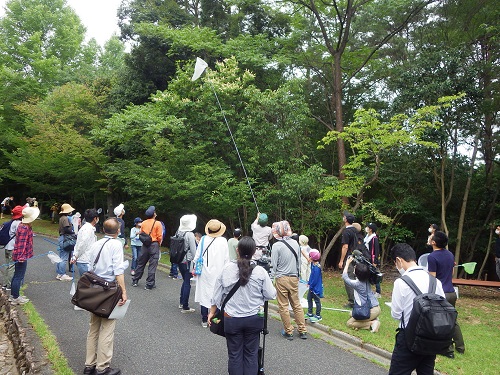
[194,219,229,327]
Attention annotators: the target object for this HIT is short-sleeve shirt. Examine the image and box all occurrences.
[427,249,455,293]
[341,226,357,256]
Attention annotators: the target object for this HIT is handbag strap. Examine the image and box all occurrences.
[92,238,112,270]
[280,240,299,275]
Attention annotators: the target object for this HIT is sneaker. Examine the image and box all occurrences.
[2,285,11,291]
[179,304,183,309]
[309,316,318,323]
[11,296,30,305]
[144,285,156,290]
[371,319,381,333]
[96,367,121,375]
[74,305,85,311]
[314,315,322,322]
[305,313,314,320]
[374,292,381,298]
[281,329,293,340]
[299,332,308,340]
[130,270,135,276]
[59,274,73,281]
[201,321,208,328]
[56,274,62,280]
[343,303,354,309]
[181,308,195,313]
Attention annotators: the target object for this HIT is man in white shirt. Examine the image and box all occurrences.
[83,219,127,375]
[389,243,445,375]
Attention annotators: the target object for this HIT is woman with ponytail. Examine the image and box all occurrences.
[209,236,276,375]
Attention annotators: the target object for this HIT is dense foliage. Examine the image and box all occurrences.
[0,0,498,274]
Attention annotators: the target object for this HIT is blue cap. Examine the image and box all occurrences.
[134,217,143,225]
[145,206,155,218]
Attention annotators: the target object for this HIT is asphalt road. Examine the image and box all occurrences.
[21,235,388,375]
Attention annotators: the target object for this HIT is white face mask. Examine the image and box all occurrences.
[365,228,370,233]
[428,227,433,233]
[396,259,405,276]
[496,229,500,235]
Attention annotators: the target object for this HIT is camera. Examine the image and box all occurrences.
[351,250,383,285]
[256,247,272,273]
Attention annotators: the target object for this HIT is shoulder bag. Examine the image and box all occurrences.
[194,236,215,276]
[71,238,123,318]
[139,219,156,247]
[62,233,77,251]
[351,281,372,320]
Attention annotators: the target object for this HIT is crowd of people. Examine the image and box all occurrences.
[2,199,490,375]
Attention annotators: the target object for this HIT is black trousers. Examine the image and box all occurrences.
[132,242,160,288]
[389,329,436,375]
[445,291,465,353]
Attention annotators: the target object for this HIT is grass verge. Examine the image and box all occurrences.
[22,302,75,375]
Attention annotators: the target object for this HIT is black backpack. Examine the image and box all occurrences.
[169,231,187,264]
[401,273,457,356]
[0,220,15,246]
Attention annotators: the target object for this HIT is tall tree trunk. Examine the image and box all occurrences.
[477,225,494,280]
[453,130,480,277]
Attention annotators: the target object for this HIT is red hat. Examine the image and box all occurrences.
[11,205,24,220]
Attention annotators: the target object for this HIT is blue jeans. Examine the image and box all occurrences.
[11,261,28,299]
[224,315,263,375]
[179,262,192,309]
[201,305,209,323]
[56,235,71,275]
[307,290,321,316]
[131,245,141,271]
[76,262,90,278]
[169,263,178,277]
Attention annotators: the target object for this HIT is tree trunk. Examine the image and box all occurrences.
[477,225,494,280]
[453,130,480,277]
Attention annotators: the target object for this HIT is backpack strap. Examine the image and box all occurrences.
[400,275,423,296]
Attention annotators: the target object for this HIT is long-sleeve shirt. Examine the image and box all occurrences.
[130,227,142,247]
[271,239,300,279]
[12,224,34,262]
[342,272,378,308]
[140,218,163,245]
[5,220,21,251]
[73,222,97,264]
[177,230,197,262]
[211,261,276,317]
[117,217,127,245]
[308,263,324,297]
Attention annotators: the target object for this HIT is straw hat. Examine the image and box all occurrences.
[22,207,40,224]
[11,205,24,220]
[205,219,226,238]
[59,203,75,214]
[179,214,197,232]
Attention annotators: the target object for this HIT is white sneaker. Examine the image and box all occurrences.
[56,274,62,280]
[201,321,208,328]
[181,308,195,313]
[178,304,183,309]
[74,305,84,311]
[374,292,381,298]
[11,296,30,305]
[59,274,73,281]
[371,319,381,333]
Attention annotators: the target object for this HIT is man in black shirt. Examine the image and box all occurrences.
[495,224,500,281]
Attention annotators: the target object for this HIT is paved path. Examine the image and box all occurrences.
[22,236,388,375]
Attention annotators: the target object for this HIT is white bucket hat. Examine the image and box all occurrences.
[114,203,125,216]
[178,214,197,232]
[22,207,40,224]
